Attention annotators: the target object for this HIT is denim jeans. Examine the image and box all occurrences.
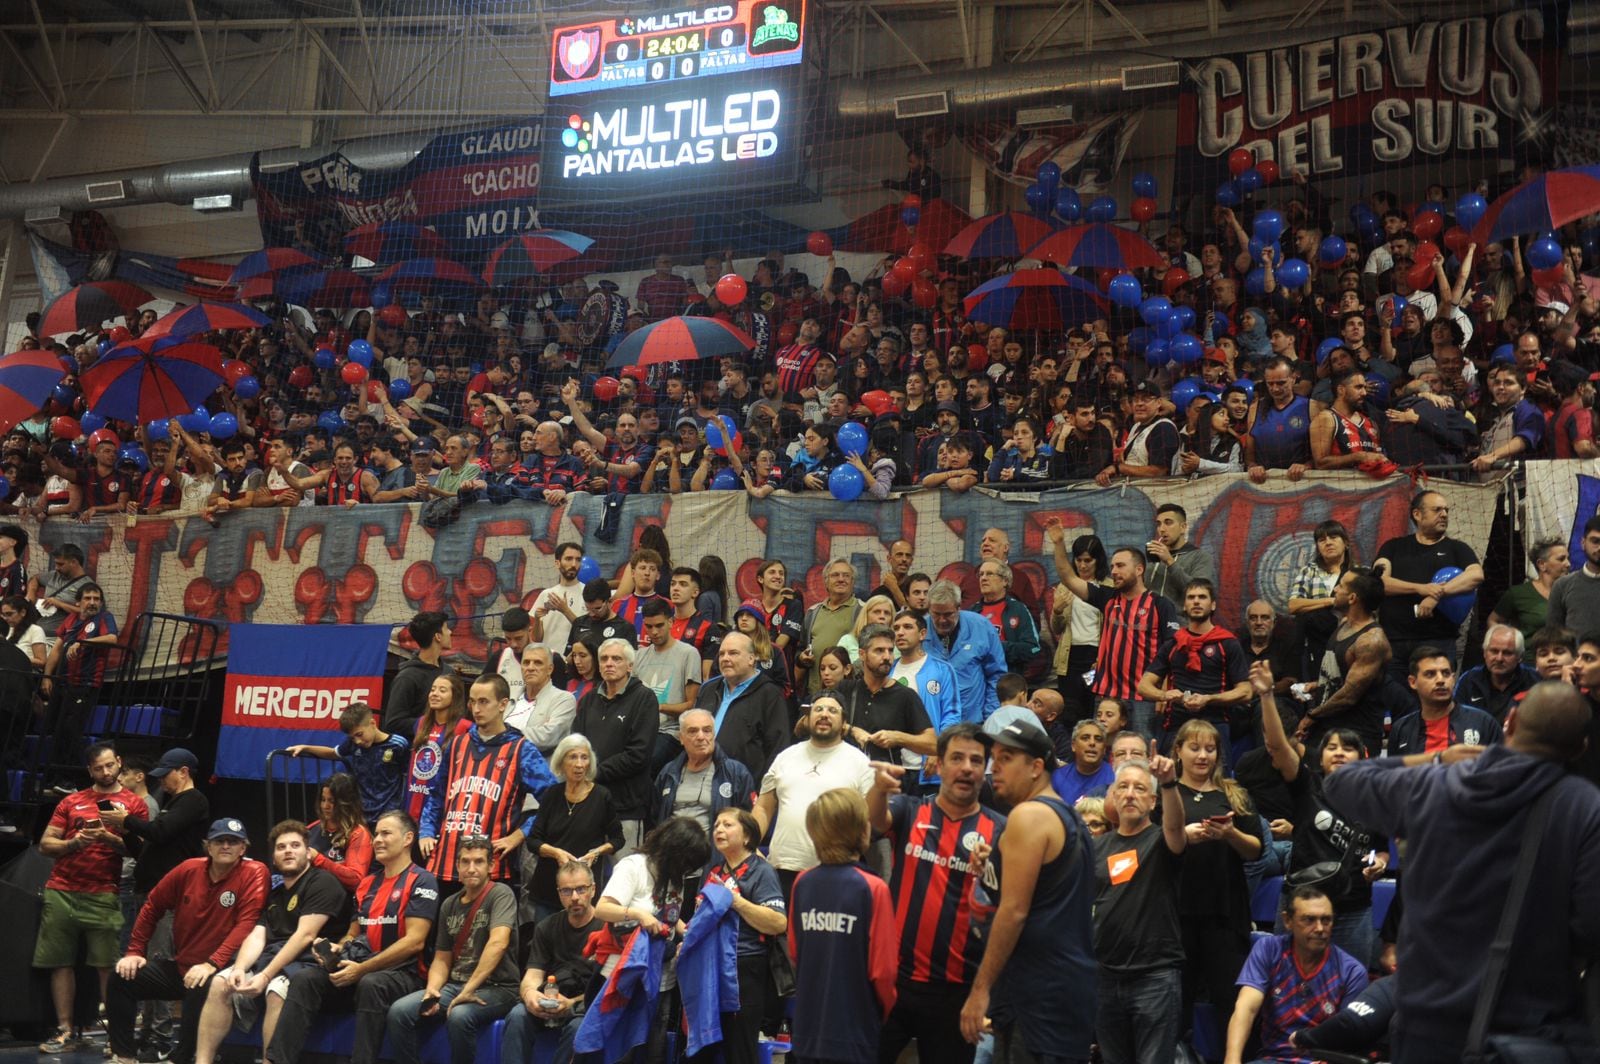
[1095,967,1181,1064]
[501,1003,582,1064]
[386,982,518,1064]
[1332,906,1375,971]
[1124,700,1159,742]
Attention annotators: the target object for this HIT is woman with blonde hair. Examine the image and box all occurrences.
[835,594,896,665]
[734,605,790,696]
[1170,717,1263,1041]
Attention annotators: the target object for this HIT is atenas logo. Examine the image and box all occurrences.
[750,4,800,50]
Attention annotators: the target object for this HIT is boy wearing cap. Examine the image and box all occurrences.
[286,703,410,826]
[108,818,270,1064]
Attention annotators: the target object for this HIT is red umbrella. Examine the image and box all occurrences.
[81,337,224,423]
[343,222,450,263]
[606,316,754,369]
[483,231,595,286]
[0,348,67,435]
[39,281,154,337]
[142,301,272,340]
[227,247,319,285]
[944,212,1059,259]
[1025,222,1165,270]
[834,199,972,254]
[1474,165,1600,242]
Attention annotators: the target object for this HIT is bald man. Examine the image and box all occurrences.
[1324,683,1600,1064]
[1026,688,1073,762]
[872,540,917,608]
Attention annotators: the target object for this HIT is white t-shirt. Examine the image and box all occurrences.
[12,623,46,665]
[537,581,586,655]
[598,853,680,978]
[760,741,875,872]
[634,641,702,737]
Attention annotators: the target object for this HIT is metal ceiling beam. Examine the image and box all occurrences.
[184,0,220,108]
[145,24,211,110]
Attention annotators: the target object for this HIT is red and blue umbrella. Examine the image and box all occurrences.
[833,198,972,254]
[142,301,272,340]
[376,258,483,298]
[1025,222,1165,270]
[227,247,319,285]
[962,268,1108,331]
[944,212,1058,259]
[81,336,224,423]
[607,315,755,369]
[39,281,154,337]
[239,269,371,308]
[343,222,449,263]
[0,348,67,434]
[1476,165,1600,243]
[483,230,595,286]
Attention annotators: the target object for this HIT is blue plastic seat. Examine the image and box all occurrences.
[1371,877,1397,931]
[1250,875,1283,924]
[1190,1002,1225,1062]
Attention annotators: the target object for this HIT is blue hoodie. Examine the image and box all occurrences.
[1323,745,1600,1052]
[922,610,1007,722]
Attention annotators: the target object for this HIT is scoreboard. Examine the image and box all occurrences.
[541,0,808,202]
[548,0,806,98]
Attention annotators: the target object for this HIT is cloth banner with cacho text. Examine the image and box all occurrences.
[1173,6,1564,193]
[217,623,389,780]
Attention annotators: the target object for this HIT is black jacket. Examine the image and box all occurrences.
[386,656,445,740]
[649,747,756,827]
[124,786,210,893]
[693,672,790,782]
[572,676,658,818]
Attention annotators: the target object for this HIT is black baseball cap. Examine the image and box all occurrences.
[990,722,1058,769]
[148,748,199,779]
[1130,381,1162,398]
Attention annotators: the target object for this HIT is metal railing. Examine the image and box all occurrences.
[262,748,340,830]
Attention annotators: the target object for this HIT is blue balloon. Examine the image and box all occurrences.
[370,283,391,309]
[0,475,10,499]
[1055,187,1082,222]
[1036,161,1062,195]
[1456,193,1488,232]
[144,419,171,441]
[208,413,239,439]
[1316,337,1344,362]
[705,418,725,449]
[1492,343,1516,363]
[51,383,74,406]
[1364,372,1392,406]
[1238,168,1263,192]
[1432,566,1474,626]
[1024,183,1048,216]
[97,338,113,356]
[577,556,602,583]
[1528,237,1563,270]
[1144,338,1170,366]
[347,339,374,367]
[1172,305,1196,332]
[1253,209,1285,242]
[1210,311,1231,340]
[180,406,212,433]
[117,444,149,474]
[901,206,921,228]
[1230,378,1256,400]
[1277,258,1311,288]
[1169,333,1204,365]
[1087,196,1118,223]
[1107,273,1143,309]
[1170,378,1202,412]
[234,375,261,400]
[828,463,865,502]
[1125,327,1152,355]
[1157,310,1186,340]
[1244,268,1267,297]
[317,410,344,434]
[711,469,739,491]
[1131,172,1157,198]
[313,347,337,370]
[1383,293,1408,320]
[79,410,106,434]
[1140,296,1173,326]
[837,421,869,457]
[1319,235,1348,265]
[1215,181,1242,208]
[386,378,412,401]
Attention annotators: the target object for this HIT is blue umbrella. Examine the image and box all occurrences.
[82,336,224,422]
[0,348,67,435]
[962,268,1108,331]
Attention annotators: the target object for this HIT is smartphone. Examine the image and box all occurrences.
[83,818,102,830]
[97,799,115,813]
[1206,812,1234,825]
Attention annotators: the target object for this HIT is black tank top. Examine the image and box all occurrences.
[1313,620,1386,754]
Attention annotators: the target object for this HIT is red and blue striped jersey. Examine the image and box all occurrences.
[885,795,1004,985]
[614,592,667,636]
[354,863,439,975]
[1236,932,1369,1062]
[1083,584,1179,701]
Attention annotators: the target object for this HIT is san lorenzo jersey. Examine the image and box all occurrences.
[885,794,1003,985]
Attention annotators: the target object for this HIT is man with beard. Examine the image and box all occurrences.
[498,861,602,1064]
[1136,580,1251,761]
[530,542,586,658]
[1310,367,1392,473]
[1245,356,1317,481]
[958,723,1095,1063]
[836,624,936,770]
[773,318,828,409]
[1052,398,1114,481]
[1387,649,1500,765]
[871,540,917,609]
[1091,755,1187,1064]
[562,381,652,494]
[192,821,352,1064]
[1301,568,1391,757]
[867,724,1004,1064]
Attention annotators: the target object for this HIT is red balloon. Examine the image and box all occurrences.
[221,359,252,386]
[1442,227,1473,257]
[1256,160,1280,184]
[340,360,368,385]
[860,389,892,416]
[593,375,620,401]
[1162,267,1192,296]
[377,304,409,329]
[1131,197,1157,223]
[881,271,911,299]
[1406,260,1436,291]
[618,365,649,383]
[1412,209,1444,241]
[287,365,313,389]
[1533,265,1567,288]
[109,325,132,344]
[1228,147,1255,176]
[1414,240,1441,266]
[901,194,922,210]
[806,231,833,257]
[911,278,938,308]
[366,380,386,403]
[906,243,933,272]
[965,343,989,372]
[714,273,748,306]
[889,257,916,281]
[51,416,80,440]
[775,321,799,345]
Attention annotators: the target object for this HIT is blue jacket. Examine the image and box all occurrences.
[677,881,741,1056]
[1386,703,1502,761]
[574,927,667,1059]
[1453,663,1538,722]
[649,747,756,827]
[897,654,963,731]
[922,611,1007,721]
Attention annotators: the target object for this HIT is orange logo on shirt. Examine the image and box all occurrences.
[1107,849,1139,885]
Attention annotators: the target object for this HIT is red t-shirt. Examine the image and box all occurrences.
[128,856,269,970]
[1423,714,1451,753]
[46,787,148,894]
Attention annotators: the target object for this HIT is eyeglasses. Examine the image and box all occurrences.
[557,885,592,897]
[461,835,491,847]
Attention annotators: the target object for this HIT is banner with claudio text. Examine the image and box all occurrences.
[15,473,1504,677]
[250,120,541,260]
[217,623,390,780]
[1173,6,1564,192]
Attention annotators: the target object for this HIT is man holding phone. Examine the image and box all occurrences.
[34,742,149,1053]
